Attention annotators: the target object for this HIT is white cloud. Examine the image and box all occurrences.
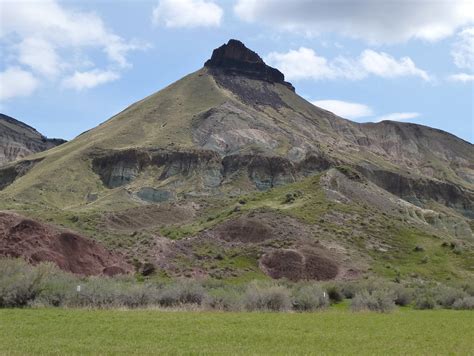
[310,98,422,123]
[61,70,120,91]
[0,67,39,100]
[451,27,474,71]
[448,73,474,82]
[266,48,346,80]
[266,47,431,81]
[311,100,373,119]
[234,0,474,44]
[376,112,421,122]
[359,50,430,81]
[152,0,223,28]
[17,37,61,77]
[0,0,146,100]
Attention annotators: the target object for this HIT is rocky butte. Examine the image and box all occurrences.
[205,39,295,91]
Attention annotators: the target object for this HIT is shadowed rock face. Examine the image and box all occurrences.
[205,39,295,91]
[357,166,474,218]
[0,113,65,166]
[90,148,334,193]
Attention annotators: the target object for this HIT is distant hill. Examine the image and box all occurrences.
[0,40,472,283]
[0,113,66,166]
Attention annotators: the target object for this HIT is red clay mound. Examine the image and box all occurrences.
[0,212,131,276]
[260,249,339,281]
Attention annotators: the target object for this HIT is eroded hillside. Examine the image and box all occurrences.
[0,40,472,283]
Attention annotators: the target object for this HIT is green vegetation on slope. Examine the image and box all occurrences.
[0,69,228,209]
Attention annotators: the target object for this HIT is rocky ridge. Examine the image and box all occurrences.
[0,113,65,166]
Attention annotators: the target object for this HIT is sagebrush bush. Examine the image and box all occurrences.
[5,258,474,312]
[434,285,467,309]
[414,292,436,310]
[204,288,242,311]
[325,285,343,304]
[392,285,413,306]
[460,281,474,297]
[0,259,56,308]
[243,282,291,312]
[338,282,358,299]
[351,289,395,313]
[37,272,77,307]
[292,284,329,311]
[452,296,474,310]
[63,277,159,308]
[157,281,207,307]
[68,278,120,308]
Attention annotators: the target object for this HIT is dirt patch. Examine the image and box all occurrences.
[208,212,315,244]
[260,248,339,281]
[213,217,274,243]
[101,203,198,231]
[0,212,131,275]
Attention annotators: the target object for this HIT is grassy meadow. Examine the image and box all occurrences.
[1,308,473,355]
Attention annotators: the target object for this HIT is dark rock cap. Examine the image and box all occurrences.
[205,39,295,91]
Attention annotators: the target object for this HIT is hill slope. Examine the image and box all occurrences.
[0,113,65,166]
[0,40,472,282]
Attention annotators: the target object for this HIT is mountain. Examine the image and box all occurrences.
[0,113,66,166]
[0,40,472,282]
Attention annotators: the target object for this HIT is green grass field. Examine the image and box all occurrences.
[1,309,473,355]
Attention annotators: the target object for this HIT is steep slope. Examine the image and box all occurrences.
[0,113,65,166]
[0,40,472,282]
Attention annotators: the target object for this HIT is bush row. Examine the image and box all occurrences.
[1,259,473,312]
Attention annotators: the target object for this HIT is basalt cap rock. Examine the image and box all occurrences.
[205,39,295,91]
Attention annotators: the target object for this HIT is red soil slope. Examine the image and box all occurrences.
[0,212,131,276]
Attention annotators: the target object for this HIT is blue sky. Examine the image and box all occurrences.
[0,0,473,142]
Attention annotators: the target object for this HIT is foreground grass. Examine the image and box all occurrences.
[0,309,473,355]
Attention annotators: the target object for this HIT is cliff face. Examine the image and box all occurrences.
[205,39,295,91]
[0,113,65,166]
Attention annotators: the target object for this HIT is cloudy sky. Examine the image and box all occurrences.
[0,0,473,142]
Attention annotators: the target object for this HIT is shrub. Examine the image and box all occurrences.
[205,288,242,311]
[350,289,395,313]
[139,262,156,277]
[283,191,303,204]
[115,284,157,308]
[67,278,120,308]
[338,282,358,299]
[434,285,467,308]
[392,286,413,306]
[243,282,291,312]
[292,285,329,311]
[0,259,55,308]
[37,272,78,307]
[65,277,159,308]
[325,285,343,303]
[157,281,207,307]
[460,281,474,296]
[452,296,474,310]
[414,293,436,310]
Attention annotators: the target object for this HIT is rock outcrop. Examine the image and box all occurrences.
[205,39,295,91]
